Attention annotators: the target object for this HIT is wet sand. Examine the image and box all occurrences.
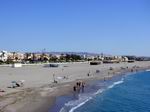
[0,61,150,112]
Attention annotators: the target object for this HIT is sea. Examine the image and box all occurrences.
[49,70,150,112]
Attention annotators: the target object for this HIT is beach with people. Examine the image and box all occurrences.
[0,61,150,112]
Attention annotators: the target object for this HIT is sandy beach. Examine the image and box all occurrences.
[0,61,150,112]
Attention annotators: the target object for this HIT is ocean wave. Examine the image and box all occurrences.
[60,95,92,112]
[94,89,104,95]
[60,88,105,112]
[146,69,150,72]
[108,78,124,89]
[60,78,125,112]
[69,97,92,112]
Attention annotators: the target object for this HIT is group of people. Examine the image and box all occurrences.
[73,81,85,92]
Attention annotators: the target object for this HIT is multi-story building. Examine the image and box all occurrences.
[0,51,8,62]
[7,52,24,62]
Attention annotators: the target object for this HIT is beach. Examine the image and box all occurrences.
[0,61,150,112]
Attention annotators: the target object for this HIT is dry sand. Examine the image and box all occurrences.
[0,61,150,112]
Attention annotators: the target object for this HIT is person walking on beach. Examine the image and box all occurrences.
[81,82,85,93]
[73,86,77,92]
[53,74,57,83]
[78,81,81,87]
[76,82,79,87]
[76,82,81,92]
[104,77,106,81]
[87,73,90,77]
[87,70,91,77]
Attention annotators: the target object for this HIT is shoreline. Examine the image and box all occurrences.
[46,68,148,112]
[0,61,150,112]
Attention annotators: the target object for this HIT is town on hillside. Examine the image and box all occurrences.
[0,50,150,65]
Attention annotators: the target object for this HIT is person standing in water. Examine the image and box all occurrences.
[81,81,85,92]
[73,86,77,92]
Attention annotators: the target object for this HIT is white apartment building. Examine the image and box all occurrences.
[0,51,8,62]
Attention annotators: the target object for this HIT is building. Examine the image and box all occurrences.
[7,52,24,62]
[0,51,8,62]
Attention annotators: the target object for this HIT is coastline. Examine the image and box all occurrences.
[49,68,148,112]
[0,61,150,112]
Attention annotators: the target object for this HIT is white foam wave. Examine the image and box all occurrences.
[69,97,92,112]
[60,95,92,112]
[146,69,150,72]
[94,89,104,95]
[60,88,105,112]
[60,78,125,112]
[108,78,124,89]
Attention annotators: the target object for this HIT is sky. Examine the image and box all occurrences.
[0,0,150,56]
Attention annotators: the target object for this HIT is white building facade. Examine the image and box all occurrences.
[0,51,8,62]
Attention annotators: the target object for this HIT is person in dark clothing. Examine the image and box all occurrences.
[15,82,20,87]
[78,82,81,87]
[76,82,79,86]
[73,86,77,92]
[81,82,85,93]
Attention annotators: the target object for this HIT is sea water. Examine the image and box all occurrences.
[49,71,150,112]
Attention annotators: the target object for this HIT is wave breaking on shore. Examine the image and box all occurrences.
[59,77,125,112]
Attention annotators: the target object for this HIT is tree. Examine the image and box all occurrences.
[49,56,58,62]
